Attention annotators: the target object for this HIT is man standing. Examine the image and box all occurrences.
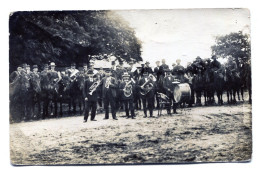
[154,61,164,81]
[143,61,153,75]
[163,69,178,114]
[101,70,118,120]
[48,62,61,117]
[119,72,136,119]
[172,59,185,82]
[83,70,100,122]
[138,72,156,118]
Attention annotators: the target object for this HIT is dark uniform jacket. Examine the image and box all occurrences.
[101,76,118,98]
[119,80,135,100]
[83,78,100,102]
[163,75,177,96]
[154,66,164,80]
[138,76,155,99]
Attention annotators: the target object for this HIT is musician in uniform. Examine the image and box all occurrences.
[172,59,185,82]
[119,72,136,119]
[48,62,62,117]
[163,69,178,114]
[68,63,79,78]
[83,70,100,122]
[101,70,118,120]
[138,71,156,118]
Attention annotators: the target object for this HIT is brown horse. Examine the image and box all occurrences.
[28,73,42,119]
[10,70,30,122]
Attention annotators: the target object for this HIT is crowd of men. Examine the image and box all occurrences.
[9,56,251,123]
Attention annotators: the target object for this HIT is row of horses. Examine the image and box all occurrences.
[191,66,251,106]
[10,71,86,122]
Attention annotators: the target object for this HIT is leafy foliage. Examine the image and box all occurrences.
[211,31,251,63]
[9,11,142,72]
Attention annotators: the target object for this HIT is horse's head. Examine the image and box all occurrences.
[76,74,85,91]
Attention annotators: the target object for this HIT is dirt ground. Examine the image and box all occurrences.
[10,101,252,165]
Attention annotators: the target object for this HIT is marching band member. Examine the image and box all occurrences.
[163,69,178,114]
[138,71,156,118]
[119,72,136,119]
[83,70,100,122]
[68,63,79,80]
[101,70,118,120]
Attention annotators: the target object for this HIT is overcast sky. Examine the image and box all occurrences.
[116,9,250,67]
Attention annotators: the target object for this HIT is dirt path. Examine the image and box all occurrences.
[10,103,252,165]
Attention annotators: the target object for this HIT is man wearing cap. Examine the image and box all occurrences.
[143,61,153,75]
[47,62,61,117]
[138,71,156,118]
[163,69,178,114]
[88,60,99,75]
[100,70,118,120]
[172,59,185,82]
[83,70,101,122]
[210,55,221,72]
[119,72,136,119]
[68,63,79,80]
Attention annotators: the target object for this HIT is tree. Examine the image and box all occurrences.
[9,11,142,72]
[211,31,251,64]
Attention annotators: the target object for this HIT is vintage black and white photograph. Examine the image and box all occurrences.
[9,9,252,165]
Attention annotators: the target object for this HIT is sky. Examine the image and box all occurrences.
[116,9,250,68]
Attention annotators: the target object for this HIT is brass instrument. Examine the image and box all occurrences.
[89,80,101,95]
[123,79,134,97]
[140,74,154,96]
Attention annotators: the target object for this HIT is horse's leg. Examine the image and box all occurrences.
[233,89,237,103]
[241,86,244,101]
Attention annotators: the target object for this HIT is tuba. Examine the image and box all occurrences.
[140,74,154,96]
[123,79,134,97]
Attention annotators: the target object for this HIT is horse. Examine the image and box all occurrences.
[10,70,30,122]
[192,70,204,106]
[204,67,215,105]
[58,75,72,116]
[225,67,241,104]
[27,73,42,119]
[213,68,225,105]
[70,73,85,114]
[41,72,59,119]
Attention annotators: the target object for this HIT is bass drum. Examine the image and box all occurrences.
[173,83,191,103]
